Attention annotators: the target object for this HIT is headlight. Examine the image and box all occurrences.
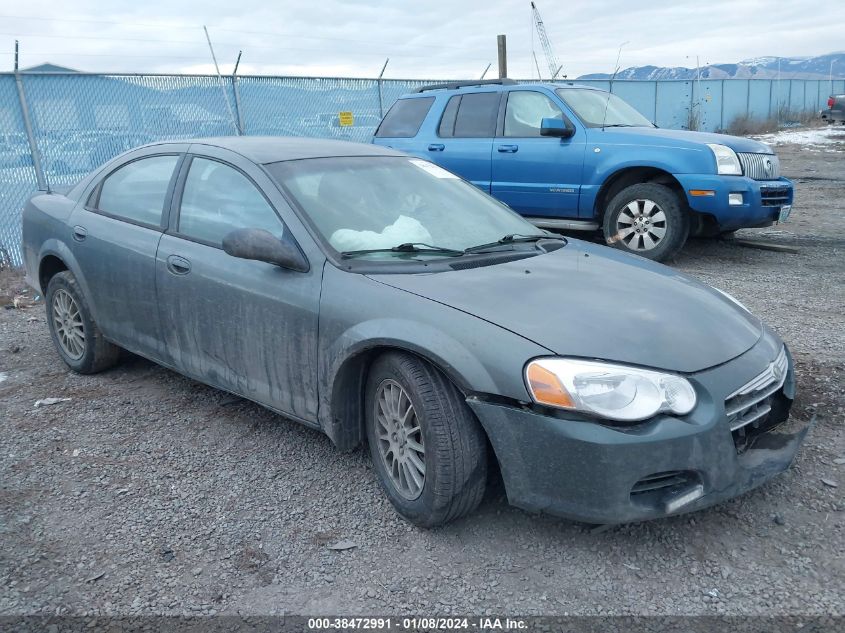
[713,287,750,313]
[707,143,742,175]
[525,358,697,422]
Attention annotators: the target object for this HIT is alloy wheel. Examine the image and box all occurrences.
[615,199,668,251]
[374,379,425,500]
[52,288,85,360]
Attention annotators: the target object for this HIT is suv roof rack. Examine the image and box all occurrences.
[412,78,517,93]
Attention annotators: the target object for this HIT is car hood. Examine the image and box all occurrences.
[600,126,772,154]
[368,241,762,373]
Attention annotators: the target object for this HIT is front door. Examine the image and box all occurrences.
[155,151,321,420]
[491,90,586,218]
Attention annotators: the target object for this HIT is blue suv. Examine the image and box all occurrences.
[372,79,794,261]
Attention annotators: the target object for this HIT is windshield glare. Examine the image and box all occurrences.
[268,157,540,258]
[557,88,654,128]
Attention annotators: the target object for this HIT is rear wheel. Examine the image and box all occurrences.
[45,271,120,374]
[603,183,689,261]
[365,352,487,527]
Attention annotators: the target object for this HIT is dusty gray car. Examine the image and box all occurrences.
[22,137,811,527]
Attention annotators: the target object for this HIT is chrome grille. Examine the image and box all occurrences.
[725,346,788,432]
[738,152,781,180]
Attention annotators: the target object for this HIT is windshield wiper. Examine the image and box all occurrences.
[341,242,464,258]
[463,233,567,254]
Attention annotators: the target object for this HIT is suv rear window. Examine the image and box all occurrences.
[375,97,434,138]
[439,93,500,138]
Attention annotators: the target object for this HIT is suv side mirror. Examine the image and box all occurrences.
[540,117,575,138]
[222,228,309,272]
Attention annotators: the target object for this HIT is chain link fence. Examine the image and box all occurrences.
[1,71,843,265]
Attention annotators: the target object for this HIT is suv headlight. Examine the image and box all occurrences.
[525,358,697,422]
[707,143,742,175]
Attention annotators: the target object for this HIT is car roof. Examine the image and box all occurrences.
[145,136,404,164]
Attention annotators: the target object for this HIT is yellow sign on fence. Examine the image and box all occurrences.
[338,111,354,127]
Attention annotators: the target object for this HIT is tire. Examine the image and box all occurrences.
[45,271,120,374]
[603,183,689,262]
[364,352,487,527]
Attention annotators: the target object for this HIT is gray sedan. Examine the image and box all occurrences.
[21,137,811,527]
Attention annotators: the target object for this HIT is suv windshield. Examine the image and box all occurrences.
[556,88,654,128]
[267,156,540,259]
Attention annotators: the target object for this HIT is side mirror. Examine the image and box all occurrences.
[540,117,575,138]
[222,228,309,272]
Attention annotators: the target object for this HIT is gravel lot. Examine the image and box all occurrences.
[1,136,843,618]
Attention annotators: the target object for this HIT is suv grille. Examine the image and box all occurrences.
[738,152,781,180]
[725,346,788,433]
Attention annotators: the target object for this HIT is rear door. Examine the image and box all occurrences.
[491,89,585,218]
[155,147,322,421]
[68,147,184,358]
[425,91,500,192]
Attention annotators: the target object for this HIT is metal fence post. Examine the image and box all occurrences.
[652,81,658,125]
[377,58,390,118]
[13,71,47,190]
[768,80,773,119]
[232,75,245,135]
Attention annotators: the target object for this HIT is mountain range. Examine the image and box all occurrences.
[578,52,845,81]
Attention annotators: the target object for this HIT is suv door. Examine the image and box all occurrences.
[426,91,500,192]
[491,89,585,218]
[155,148,322,421]
[69,148,183,358]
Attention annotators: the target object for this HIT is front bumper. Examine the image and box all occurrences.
[469,337,812,525]
[674,174,794,231]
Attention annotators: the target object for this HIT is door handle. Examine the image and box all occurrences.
[72,225,87,242]
[166,255,191,275]
[497,144,519,153]
[427,143,445,151]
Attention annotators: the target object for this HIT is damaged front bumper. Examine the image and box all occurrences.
[469,337,812,525]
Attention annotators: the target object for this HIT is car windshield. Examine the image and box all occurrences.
[556,88,655,128]
[267,156,542,258]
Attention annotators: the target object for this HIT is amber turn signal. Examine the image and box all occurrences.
[525,362,575,408]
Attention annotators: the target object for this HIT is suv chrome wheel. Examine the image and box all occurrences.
[374,378,425,500]
[615,199,667,251]
[52,288,85,360]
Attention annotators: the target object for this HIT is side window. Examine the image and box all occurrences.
[452,92,499,138]
[374,97,435,138]
[438,95,461,137]
[96,155,179,226]
[178,157,283,246]
[504,91,564,137]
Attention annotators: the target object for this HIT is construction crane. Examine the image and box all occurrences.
[530,2,563,80]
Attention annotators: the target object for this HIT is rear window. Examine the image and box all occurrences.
[375,97,435,138]
[440,92,500,138]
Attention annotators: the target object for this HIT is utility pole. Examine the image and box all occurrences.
[497,34,507,79]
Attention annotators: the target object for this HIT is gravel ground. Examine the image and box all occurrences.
[1,138,843,618]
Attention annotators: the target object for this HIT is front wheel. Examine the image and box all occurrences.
[365,352,487,527]
[603,183,689,261]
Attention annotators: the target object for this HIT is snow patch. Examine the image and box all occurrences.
[753,127,845,148]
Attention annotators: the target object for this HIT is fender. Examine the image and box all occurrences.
[36,239,100,322]
[319,317,501,432]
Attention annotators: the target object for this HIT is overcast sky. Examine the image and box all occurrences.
[1,0,843,78]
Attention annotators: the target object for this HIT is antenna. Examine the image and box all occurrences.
[602,41,629,130]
